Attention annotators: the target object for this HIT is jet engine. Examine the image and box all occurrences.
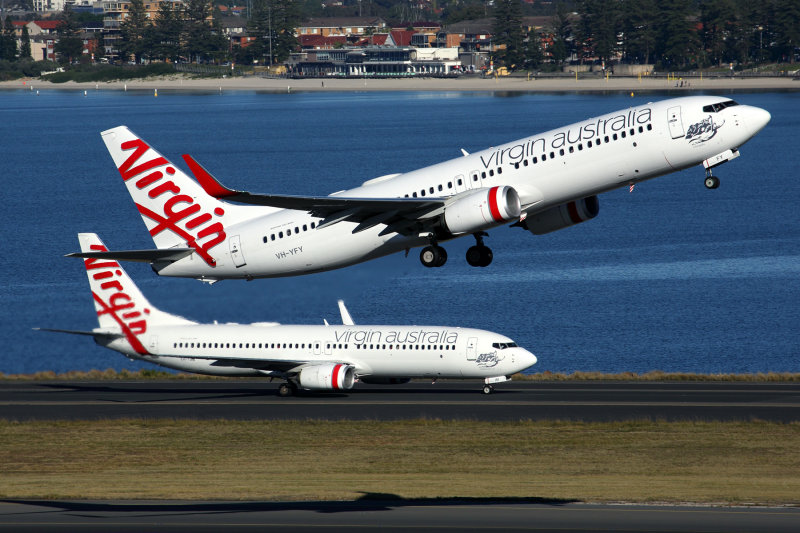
[442,186,521,235]
[521,196,599,235]
[297,363,356,391]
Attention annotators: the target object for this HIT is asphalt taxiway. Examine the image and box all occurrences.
[1,380,798,421]
[1,499,799,532]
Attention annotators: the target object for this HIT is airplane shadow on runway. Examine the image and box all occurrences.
[1,494,579,517]
[39,382,521,399]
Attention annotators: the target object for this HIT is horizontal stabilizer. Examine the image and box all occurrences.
[65,248,194,263]
[34,327,122,339]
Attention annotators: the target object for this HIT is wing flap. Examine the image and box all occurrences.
[65,248,194,263]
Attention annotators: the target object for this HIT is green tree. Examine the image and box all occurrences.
[182,0,228,63]
[549,2,573,66]
[774,0,800,62]
[620,0,657,64]
[654,0,700,69]
[249,0,300,65]
[524,27,544,69]
[54,5,85,64]
[578,0,620,64]
[0,17,17,60]
[151,0,183,62]
[20,25,32,60]
[118,0,149,63]
[493,0,525,69]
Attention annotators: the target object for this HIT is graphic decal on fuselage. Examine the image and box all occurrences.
[479,107,653,169]
[475,351,504,368]
[685,116,725,145]
[84,244,150,355]
[116,138,226,266]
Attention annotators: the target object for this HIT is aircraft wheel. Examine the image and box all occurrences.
[278,383,294,397]
[466,246,483,267]
[479,247,493,267]
[482,385,494,395]
[420,245,447,268]
[704,176,720,189]
[435,246,448,267]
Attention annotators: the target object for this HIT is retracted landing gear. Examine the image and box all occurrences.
[704,169,720,190]
[466,232,493,267]
[277,382,298,397]
[420,245,448,268]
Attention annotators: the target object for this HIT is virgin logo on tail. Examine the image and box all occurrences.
[117,138,226,266]
[85,244,150,355]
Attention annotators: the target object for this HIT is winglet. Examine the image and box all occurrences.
[338,300,355,326]
[182,154,237,198]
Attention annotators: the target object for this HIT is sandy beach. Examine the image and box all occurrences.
[1,74,798,93]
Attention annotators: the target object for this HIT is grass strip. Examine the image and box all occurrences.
[1,419,798,504]
[2,369,799,381]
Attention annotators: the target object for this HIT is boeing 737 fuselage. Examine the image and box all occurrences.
[75,96,770,281]
[46,234,536,395]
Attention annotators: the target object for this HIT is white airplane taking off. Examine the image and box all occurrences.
[44,234,537,395]
[72,96,770,281]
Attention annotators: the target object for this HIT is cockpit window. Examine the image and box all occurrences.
[702,100,739,113]
[492,342,518,349]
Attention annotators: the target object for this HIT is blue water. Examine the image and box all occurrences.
[1,87,798,374]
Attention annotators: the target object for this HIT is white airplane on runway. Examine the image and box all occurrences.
[71,96,770,280]
[44,233,537,395]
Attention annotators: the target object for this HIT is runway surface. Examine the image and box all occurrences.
[1,499,799,532]
[1,380,798,421]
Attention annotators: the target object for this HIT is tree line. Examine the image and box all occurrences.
[493,0,800,71]
[3,0,799,70]
[113,0,299,65]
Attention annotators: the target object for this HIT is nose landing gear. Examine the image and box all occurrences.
[704,170,720,190]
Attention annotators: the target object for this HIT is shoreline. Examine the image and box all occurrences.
[2,75,799,93]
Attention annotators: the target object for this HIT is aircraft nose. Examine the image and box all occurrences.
[747,106,771,135]
[521,349,537,368]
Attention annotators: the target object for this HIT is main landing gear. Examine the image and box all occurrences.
[277,382,298,397]
[704,169,720,190]
[466,232,493,268]
[420,244,448,268]
[419,232,494,268]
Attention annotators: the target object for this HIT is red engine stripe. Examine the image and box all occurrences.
[567,201,582,224]
[331,364,341,390]
[488,186,503,221]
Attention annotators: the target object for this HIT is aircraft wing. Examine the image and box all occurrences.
[200,356,357,376]
[184,155,446,234]
[65,248,194,263]
[208,358,309,373]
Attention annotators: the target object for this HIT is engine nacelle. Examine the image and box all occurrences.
[522,196,599,235]
[443,186,521,235]
[297,363,355,391]
[359,377,411,385]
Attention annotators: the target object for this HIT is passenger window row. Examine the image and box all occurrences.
[403,167,505,199]
[263,221,318,244]
[356,343,453,351]
[513,124,652,170]
[173,341,332,350]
